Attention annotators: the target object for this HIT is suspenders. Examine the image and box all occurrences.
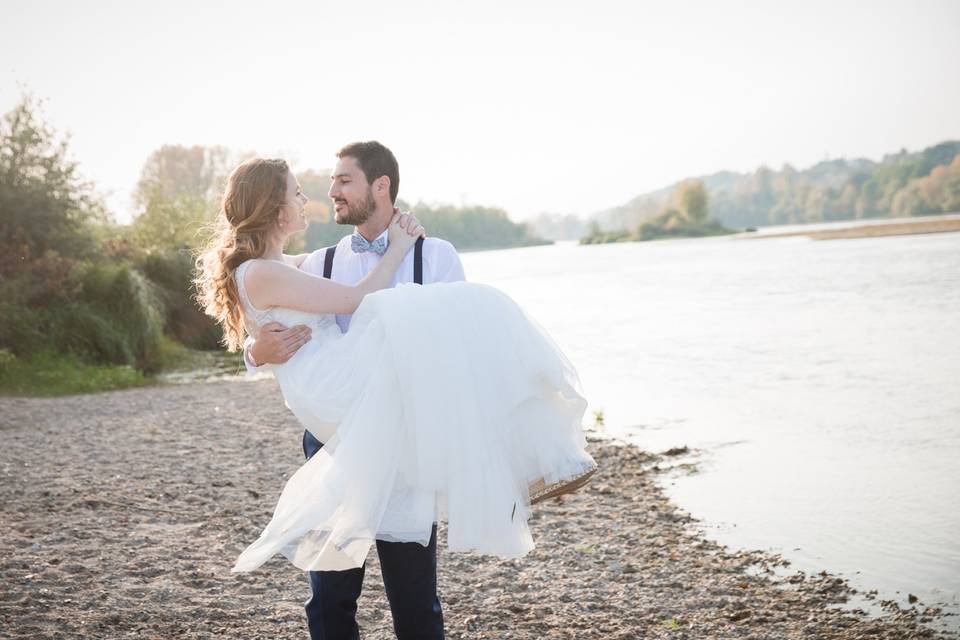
[323,243,336,279]
[413,236,423,284]
[323,236,424,284]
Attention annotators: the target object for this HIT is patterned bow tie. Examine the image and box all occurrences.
[350,233,387,256]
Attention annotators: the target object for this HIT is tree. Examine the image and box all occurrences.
[135,144,232,207]
[0,94,103,283]
[0,95,166,367]
[674,179,708,222]
[130,145,234,252]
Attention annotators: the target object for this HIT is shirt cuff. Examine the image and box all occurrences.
[243,342,273,377]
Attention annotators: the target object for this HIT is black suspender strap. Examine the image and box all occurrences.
[323,245,336,279]
[414,237,424,285]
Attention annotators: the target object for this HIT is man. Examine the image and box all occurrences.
[244,141,462,640]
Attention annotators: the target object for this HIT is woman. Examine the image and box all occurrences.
[195,157,596,573]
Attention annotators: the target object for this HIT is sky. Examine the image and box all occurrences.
[2,0,959,223]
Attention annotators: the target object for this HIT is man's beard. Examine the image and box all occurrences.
[334,188,376,225]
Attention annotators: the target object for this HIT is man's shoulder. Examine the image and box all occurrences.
[308,234,352,255]
[301,235,352,273]
[422,236,459,257]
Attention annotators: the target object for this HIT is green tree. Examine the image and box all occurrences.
[0,95,165,369]
[0,94,104,283]
[130,145,233,253]
[410,202,547,251]
[675,179,708,222]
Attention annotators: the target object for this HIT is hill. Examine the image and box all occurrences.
[588,141,960,233]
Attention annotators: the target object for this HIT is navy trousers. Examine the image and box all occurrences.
[301,429,445,640]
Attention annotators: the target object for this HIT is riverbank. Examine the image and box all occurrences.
[740,213,960,241]
[0,380,954,639]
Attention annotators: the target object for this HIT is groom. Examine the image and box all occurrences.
[244,141,463,640]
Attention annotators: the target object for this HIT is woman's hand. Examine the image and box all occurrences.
[387,209,426,255]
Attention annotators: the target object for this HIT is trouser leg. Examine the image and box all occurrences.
[377,524,444,640]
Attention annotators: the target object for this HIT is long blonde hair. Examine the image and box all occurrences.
[194,158,289,351]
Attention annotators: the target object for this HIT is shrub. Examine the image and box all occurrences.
[0,303,49,358]
[75,263,165,371]
[140,250,221,349]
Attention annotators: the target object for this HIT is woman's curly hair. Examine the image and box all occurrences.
[194,158,289,351]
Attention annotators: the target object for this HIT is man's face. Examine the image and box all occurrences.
[328,156,375,225]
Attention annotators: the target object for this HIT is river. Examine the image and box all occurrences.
[461,227,960,627]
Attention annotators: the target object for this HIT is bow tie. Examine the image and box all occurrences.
[351,233,387,256]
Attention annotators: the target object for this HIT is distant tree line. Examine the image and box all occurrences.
[528,213,589,242]
[589,141,960,234]
[581,180,732,244]
[296,169,546,252]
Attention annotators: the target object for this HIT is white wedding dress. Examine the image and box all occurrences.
[231,259,596,573]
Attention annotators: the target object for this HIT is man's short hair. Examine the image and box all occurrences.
[336,141,399,203]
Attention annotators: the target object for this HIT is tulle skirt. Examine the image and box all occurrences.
[233,282,594,572]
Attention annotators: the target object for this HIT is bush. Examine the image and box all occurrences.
[0,303,49,358]
[74,263,165,371]
[54,302,135,365]
[140,250,221,350]
[0,348,15,372]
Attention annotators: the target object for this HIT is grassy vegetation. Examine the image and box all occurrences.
[0,349,149,397]
[0,341,245,397]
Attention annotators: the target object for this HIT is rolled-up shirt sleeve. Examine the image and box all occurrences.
[242,335,272,376]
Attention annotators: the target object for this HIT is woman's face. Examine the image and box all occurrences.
[279,170,309,235]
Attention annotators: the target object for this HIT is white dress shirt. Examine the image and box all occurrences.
[243,229,466,372]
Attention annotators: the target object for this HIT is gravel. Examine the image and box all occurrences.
[1,379,955,639]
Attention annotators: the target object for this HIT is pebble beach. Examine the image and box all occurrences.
[0,379,954,639]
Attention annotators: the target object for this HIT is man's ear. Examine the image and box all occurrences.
[374,175,391,198]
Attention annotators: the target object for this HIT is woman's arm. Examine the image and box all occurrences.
[244,214,423,315]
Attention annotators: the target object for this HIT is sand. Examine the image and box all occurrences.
[1,379,954,639]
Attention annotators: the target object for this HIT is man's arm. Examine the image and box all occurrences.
[426,238,466,283]
[243,323,313,371]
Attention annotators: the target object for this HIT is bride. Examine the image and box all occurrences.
[195,157,597,573]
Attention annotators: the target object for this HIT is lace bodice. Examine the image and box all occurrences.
[235,260,341,341]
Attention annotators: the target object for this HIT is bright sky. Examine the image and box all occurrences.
[2,0,958,223]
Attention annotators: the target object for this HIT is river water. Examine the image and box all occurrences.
[461,228,960,625]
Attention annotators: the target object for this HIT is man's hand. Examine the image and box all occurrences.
[249,322,312,365]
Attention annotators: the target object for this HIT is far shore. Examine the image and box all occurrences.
[738,213,960,241]
[1,380,954,639]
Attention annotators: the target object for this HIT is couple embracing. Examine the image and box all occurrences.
[195,141,597,639]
